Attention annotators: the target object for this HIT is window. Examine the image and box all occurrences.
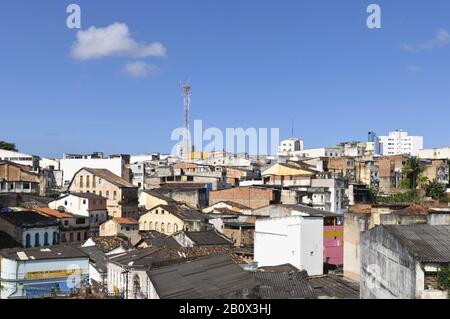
[161,223,165,233]
[167,223,172,234]
[149,222,153,230]
[113,191,117,200]
[77,232,81,241]
[26,234,31,248]
[92,176,96,188]
[61,233,66,243]
[86,175,90,188]
[76,218,86,225]
[44,233,49,246]
[174,224,178,232]
[53,232,58,245]
[79,176,84,188]
[35,233,40,247]
[155,222,159,232]
[106,191,109,198]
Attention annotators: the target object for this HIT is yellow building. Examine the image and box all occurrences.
[139,204,207,235]
[262,163,315,187]
[69,168,138,219]
[138,190,177,210]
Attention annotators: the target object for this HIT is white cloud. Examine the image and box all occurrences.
[124,61,157,78]
[71,23,166,60]
[401,28,450,52]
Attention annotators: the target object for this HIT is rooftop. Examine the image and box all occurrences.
[147,254,258,299]
[308,275,360,299]
[384,224,450,263]
[86,236,131,253]
[184,231,233,246]
[155,205,206,222]
[31,206,73,219]
[0,231,21,250]
[0,245,87,261]
[253,271,317,299]
[80,168,136,188]
[113,217,139,225]
[0,210,58,228]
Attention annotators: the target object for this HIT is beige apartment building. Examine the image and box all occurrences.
[69,168,139,219]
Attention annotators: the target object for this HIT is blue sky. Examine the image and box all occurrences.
[1,0,450,157]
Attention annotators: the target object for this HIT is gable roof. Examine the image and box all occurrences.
[262,163,315,177]
[0,210,58,228]
[383,224,450,263]
[153,205,206,222]
[75,168,135,188]
[31,206,73,219]
[147,254,257,299]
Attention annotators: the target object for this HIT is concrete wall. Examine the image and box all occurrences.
[210,187,274,210]
[343,213,370,282]
[360,226,416,299]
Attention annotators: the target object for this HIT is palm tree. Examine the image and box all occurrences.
[402,157,424,190]
[425,179,446,200]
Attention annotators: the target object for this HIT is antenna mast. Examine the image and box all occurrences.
[182,82,192,160]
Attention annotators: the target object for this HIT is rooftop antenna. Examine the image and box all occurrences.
[182,81,192,161]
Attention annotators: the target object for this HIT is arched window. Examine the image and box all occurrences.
[149,222,153,230]
[35,233,40,247]
[44,232,49,246]
[155,222,159,232]
[167,223,172,234]
[174,224,179,233]
[143,221,147,230]
[161,223,165,233]
[26,234,31,248]
[53,232,58,245]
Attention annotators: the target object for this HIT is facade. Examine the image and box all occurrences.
[68,168,139,219]
[360,225,450,299]
[99,218,140,244]
[129,163,145,189]
[31,206,90,244]
[150,183,210,209]
[379,130,424,156]
[0,161,43,195]
[139,205,208,235]
[48,193,108,237]
[278,138,305,154]
[302,178,348,213]
[210,186,279,210]
[138,190,177,211]
[0,245,89,299]
[0,210,59,248]
[254,214,324,276]
[419,147,450,160]
[262,163,315,187]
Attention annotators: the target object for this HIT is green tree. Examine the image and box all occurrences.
[425,179,447,200]
[402,157,424,190]
[0,141,18,152]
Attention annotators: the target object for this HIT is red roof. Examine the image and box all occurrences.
[114,218,139,225]
[32,206,73,219]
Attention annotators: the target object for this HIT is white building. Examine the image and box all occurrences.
[0,246,89,299]
[48,193,108,237]
[254,214,324,276]
[289,147,344,159]
[129,163,145,189]
[60,155,126,186]
[418,147,450,160]
[278,138,305,154]
[303,178,348,214]
[0,149,39,168]
[379,130,424,156]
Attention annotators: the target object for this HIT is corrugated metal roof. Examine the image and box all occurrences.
[148,254,257,299]
[384,224,450,263]
[308,275,360,299]
[253,271,317,299]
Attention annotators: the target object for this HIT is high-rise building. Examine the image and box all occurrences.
[379,130,423,156]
